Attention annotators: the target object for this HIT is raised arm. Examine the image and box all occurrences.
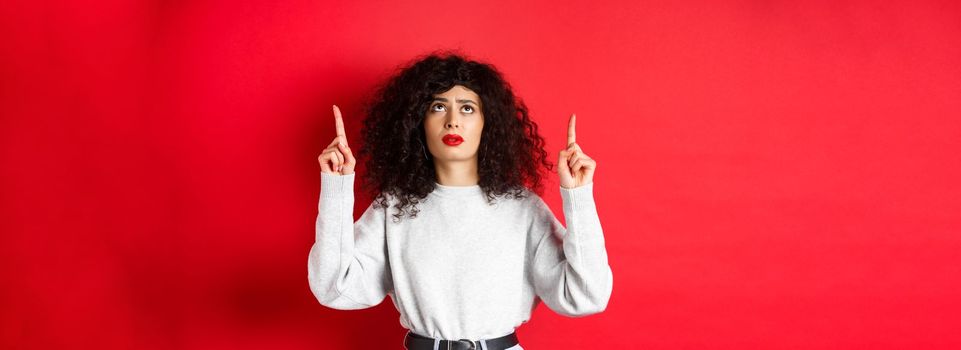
[530,185,613,317]
[307,105,389,310]
[530,112,612,316]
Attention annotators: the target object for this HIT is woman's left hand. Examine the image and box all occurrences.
[558,113,596,189]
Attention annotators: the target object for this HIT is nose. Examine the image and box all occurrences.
[444,114,460,129]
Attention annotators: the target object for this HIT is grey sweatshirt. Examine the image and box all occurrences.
[308,172,613,341]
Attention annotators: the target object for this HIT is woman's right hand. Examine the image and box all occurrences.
[318,105,356,175]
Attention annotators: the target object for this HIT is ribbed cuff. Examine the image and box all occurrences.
[560,181,596,216]
[320,172,355,202]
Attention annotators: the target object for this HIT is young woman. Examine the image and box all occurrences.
[308,52,613,350]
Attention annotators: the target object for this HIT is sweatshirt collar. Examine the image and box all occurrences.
[432,182,483,197]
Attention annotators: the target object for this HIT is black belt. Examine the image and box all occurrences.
[404,330,519,350]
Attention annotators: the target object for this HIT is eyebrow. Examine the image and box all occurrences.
[431,97,479,105]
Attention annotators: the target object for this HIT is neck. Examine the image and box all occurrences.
[433,158,479,186]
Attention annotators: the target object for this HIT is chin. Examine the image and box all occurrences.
[429,144,479,161]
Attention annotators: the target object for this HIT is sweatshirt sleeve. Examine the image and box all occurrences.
[307,172,391,310]
[530,182,613,317]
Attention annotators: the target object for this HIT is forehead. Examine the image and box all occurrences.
[433,85,479,99]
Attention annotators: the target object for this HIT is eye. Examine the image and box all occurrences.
[431,104,446,112]
[461,105,474,113]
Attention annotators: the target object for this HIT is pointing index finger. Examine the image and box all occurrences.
[567,113,576,147]
[333,105,347,144]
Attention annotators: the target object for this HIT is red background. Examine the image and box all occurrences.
[2,0,960,349]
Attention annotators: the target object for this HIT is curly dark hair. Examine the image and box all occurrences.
[356,50,554,222]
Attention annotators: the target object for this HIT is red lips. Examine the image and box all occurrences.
[442,134,464,146]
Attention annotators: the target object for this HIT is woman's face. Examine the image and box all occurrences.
[423,85,484,162]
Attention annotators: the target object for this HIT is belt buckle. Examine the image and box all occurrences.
[452,338,477,350]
